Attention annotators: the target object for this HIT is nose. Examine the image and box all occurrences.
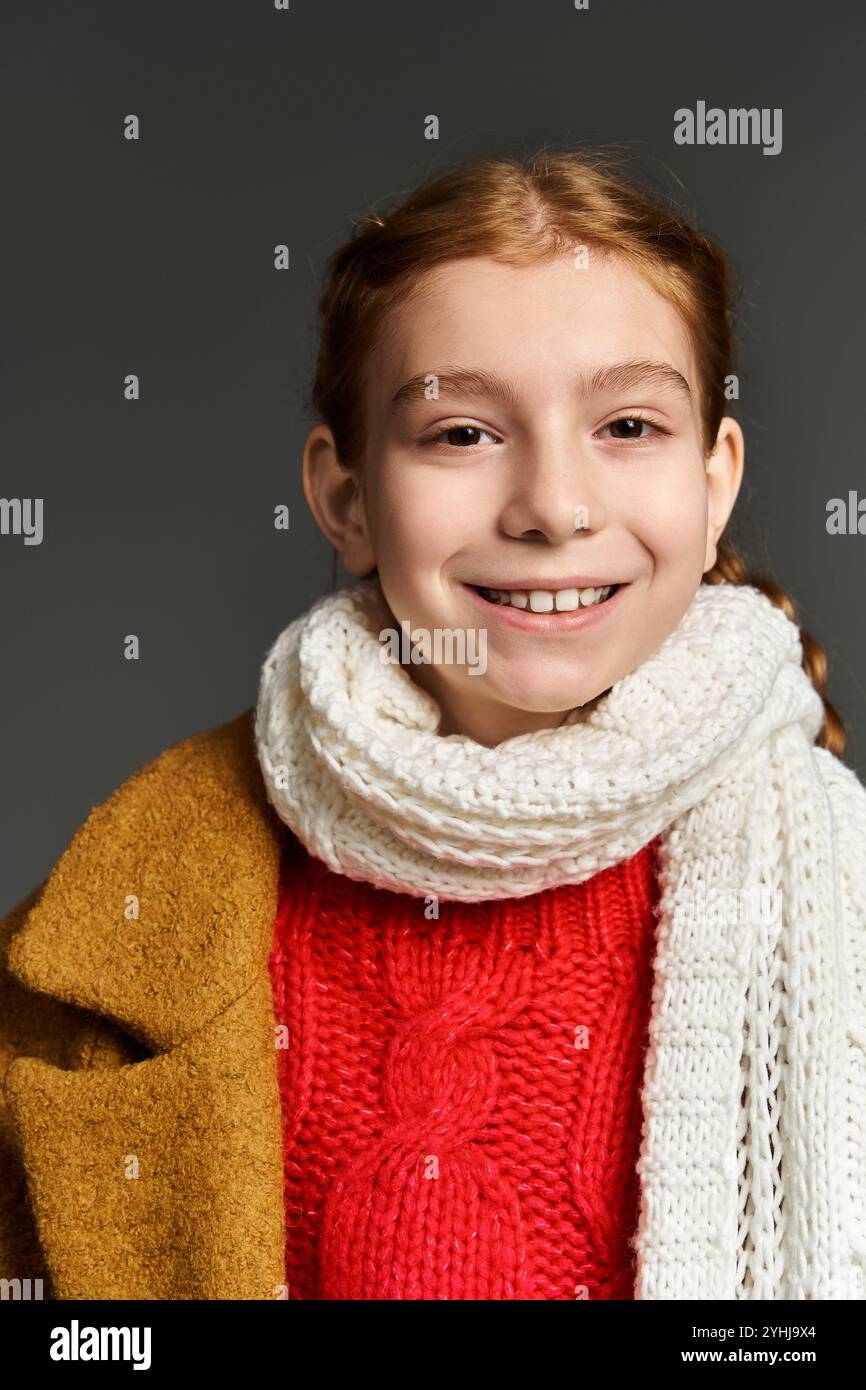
[499,433,607,544]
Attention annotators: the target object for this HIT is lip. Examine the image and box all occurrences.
[468,576,620,592]
[461,580,630,633]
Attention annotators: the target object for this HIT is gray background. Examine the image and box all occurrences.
[2,0,864,912]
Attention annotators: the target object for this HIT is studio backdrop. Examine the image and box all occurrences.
[2,0,863,909]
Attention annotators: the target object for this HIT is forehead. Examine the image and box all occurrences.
[369,253,696,400]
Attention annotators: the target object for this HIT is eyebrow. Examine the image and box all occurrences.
[389,359,693,413]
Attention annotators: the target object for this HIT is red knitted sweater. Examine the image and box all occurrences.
[268,830,661,1300]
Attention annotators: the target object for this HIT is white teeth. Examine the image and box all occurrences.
[478,584,615,611]
[529,590,554,612]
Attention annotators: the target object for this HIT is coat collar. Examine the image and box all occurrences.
[3,709,289,1298]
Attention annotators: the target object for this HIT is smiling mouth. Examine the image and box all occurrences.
[469,583,622,613]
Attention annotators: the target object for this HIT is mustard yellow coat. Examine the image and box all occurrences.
[0,710,288,1299]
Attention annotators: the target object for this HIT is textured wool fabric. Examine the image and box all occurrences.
[256,577,821,901]
[0,680,865,1294]
[0,714,289,1299]
[269,830,661,1300]
[255,578,866,1298]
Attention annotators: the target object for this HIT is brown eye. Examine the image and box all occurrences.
[428,424,498,448]
[609,417,649,439]
[599,415,670,444]
[449,426,482,446]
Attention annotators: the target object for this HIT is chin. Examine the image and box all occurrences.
[481,677,599,716]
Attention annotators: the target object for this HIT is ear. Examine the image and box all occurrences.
[703,417,745,572]
[302,425,377,579]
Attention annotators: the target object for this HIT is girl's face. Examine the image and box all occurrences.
[305,252,744,746]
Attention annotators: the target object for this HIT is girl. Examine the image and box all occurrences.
[1,149,864,1302]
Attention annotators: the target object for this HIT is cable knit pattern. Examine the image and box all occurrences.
[255,576,866,1298]
[269,830,661,1300]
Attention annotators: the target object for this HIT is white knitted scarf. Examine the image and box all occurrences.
[255,576,856,1298]
[254,576,825,902]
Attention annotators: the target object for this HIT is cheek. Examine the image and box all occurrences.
[625,464,709,563]
[374,464,479,562]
